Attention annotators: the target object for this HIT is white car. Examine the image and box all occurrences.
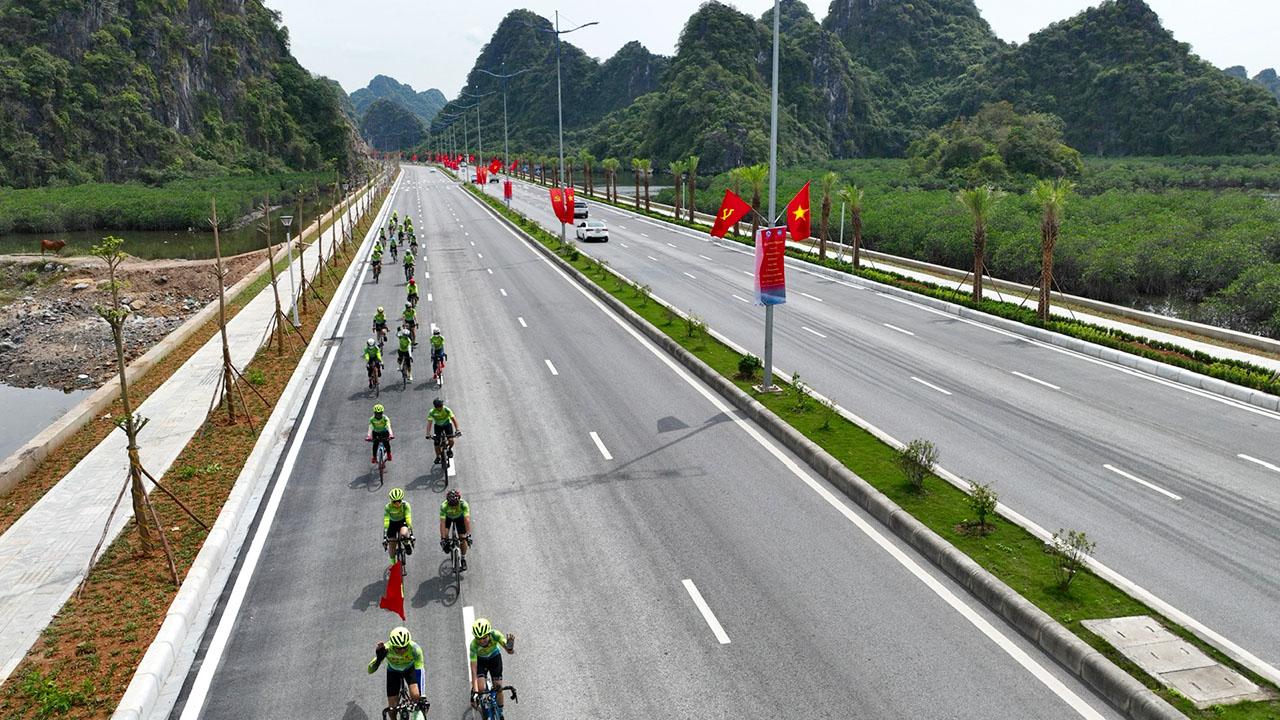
[575,219,609,242]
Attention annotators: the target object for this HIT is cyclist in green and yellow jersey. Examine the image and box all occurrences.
[429,328,445,377]
[402,248,415,281]
[372,306,388,345]
[396,327,413,381]
[366,403,394,464]
[368,626,427,716]
[406,278,420,307]
[402,303,418,346]
[426,398,460,465]
[469,618,515,710]
[362,339,382,388]
[383,487,413,565]
[439,488,470,571]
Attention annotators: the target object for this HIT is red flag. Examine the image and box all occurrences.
[549,187,576,223]
[710,189,753,238]
[489,157,502,174]
[379,562,405,620]
[509,159,518,172]
[468,154,475,164]
[411,154,418,162]
[785,182,811,241]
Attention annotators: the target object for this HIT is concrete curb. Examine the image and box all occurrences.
[110,173,398,720]
[467,188,1186,720]
[0,182,375,497]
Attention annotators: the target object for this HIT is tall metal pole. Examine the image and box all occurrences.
[502,60,510,169]
[477,102,483,161]
[556,10,567,244]
[463,112,469,160]
[762,0,781,391]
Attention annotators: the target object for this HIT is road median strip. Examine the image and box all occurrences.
[463,177,1280,720]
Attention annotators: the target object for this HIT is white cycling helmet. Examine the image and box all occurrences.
[367,338,376,347]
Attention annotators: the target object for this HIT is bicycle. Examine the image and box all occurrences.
[383,680,429,720]
[375,324,389,349]
[366,437,389,484]
[404,263,415,282]
[442,528,472,578]
[383,531,414,577]
[372,260,382,284]
[431,431,461,480]
[390,243,399,262]
[472,682,517,720]
[399,352,411,389]
[431,352,446,387]
[368,362,382,397]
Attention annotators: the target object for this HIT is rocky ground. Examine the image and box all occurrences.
[0,251,263,389]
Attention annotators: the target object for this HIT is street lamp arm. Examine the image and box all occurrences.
[475,67,535,80]
[456,89,496,99]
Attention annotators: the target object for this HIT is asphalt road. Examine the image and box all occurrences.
[171,166,1120,719]
[495,176,1280,673]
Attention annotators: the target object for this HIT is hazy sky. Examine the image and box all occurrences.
[268,1,1279,98]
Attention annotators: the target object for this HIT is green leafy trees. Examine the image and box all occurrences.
[909,102,1082,187]
[957,186,1003,302]
[1033,179,1075,320]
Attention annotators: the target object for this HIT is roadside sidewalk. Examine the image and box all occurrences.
[0,190,372,684]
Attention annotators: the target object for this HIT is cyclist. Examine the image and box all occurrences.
[426,399,460,465]
[371,244,384,281]
[429,328,446,378]
[469,619,515,711]
[373,306,389,345]
[406,278,420,307]
[409,231,419,255]
[377,227,387,249]
[383,487,413,565]
[439,488,471,571]
[403,249,415,281]
[363,338,382,388]
[390,210,399,228]
[389,232,399,261]
[402,303,418,346]
[368,626,427,717]
[404,215,414,232]
[367,403,394,464]
[396,326,413,381]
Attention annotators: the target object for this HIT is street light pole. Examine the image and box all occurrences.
[281,214,299,326]
[555,10,567,243]
[762,0,781,391]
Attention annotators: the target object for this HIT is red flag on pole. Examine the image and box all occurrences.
[509,159,518,173]
[710,189,753,238]
[785,182,811,241]
[549,187,576,224]
[489,157,502,174]
[379,562,405,620]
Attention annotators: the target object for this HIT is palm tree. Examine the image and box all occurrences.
[686,155,700,223]
[1033,179,1075,320]
[838,184,865,269]
[668,160,686,221]
[957,186,1003,303]
[729,167,746,237]
[818,171,837,261]
[740,164,769,239]
[564,155,574,189]
[631,158,642,210]
[602,158,620,202]
[579,150,595,197]
[637,159,653,212]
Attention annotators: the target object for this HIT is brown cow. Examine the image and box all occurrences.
[40,239,66,256]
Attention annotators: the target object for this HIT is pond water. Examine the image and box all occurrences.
[0,197,335,260]
[0,383,92,460]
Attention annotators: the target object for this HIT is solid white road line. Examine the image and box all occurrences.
[683,272,697,280]
[732,294,751,304]
[460,182,1113,717]
[883,323,916,337]
[499,288,508,297]
[517,317,527,328]
[800,292,824,302]
[647,255,660,262]
[1238,453,1280,473]
[545,359,559,376]
[589,431,613,460]
[682,579,731,645]
[1104,464,1182,501]
[1012,371,1061,391]
[802,326,827,339]
[699,254,713,261]
[911,376,953,396]
[462,605,475,677]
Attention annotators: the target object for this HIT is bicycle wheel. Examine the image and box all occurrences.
[399,546,408,577]
[377,446,386,483]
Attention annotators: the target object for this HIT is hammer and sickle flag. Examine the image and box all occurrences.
[710,189,753,238]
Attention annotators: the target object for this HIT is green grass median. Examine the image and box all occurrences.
[465,179,1280,719]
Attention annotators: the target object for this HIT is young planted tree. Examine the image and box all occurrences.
[957,186,1003,303]
[579,150,595,197]
[631,158,642,209]
[740,164,769,239]
[685,155,700,223]
[602,158,620,202]
[818,172,837,261]
[838,184,865,269]
[668,160,686,221]
[1033,179,1075,320]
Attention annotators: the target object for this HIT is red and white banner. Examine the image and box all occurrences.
[549,187,576,224]
[754,227,787,306]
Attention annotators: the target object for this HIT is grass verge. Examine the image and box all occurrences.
[0,184,387,719]
[521,178,1280,398]
[467,179,1280,719]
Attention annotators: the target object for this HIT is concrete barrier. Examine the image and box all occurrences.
[0,181,375,497]
[466,186,1187,720]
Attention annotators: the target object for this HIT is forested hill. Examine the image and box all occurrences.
[0,0,359,189]
[350,76,447,125]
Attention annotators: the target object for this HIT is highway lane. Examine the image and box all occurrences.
[172,165,1119,719]
[496,176,1280,671]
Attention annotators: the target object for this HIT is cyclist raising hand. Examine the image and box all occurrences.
[469,618,515,711]
[368,626,427,717]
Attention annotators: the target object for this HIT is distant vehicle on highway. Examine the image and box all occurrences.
[489,175,501,184]
[573,199,588,219]
[575,219,608,242]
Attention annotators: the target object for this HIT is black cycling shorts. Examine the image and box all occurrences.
[397,349,411,364]
[385,666,424,697]
[433,422,454,440]
[476,652,503,681]
[386,519,406,539]
[444,515,468,534]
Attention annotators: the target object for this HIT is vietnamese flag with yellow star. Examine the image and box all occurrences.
[785,182,811,241]
[710,189,753,238]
